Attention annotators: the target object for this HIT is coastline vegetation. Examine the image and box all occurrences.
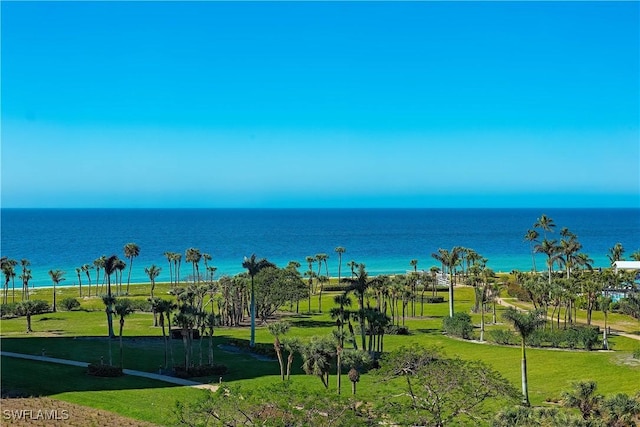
[1,215,639,425]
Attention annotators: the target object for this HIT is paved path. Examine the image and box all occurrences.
[0,351,219,391]
[495,298,640,342]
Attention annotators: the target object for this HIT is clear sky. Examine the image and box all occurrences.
[1,1,638,208]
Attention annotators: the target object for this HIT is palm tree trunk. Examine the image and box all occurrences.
[250,277,256,348]
[521,339,530,406]
[119,318,125,369]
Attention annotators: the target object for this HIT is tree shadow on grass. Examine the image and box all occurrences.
[289,319,337,328]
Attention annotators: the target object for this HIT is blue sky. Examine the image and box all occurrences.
[1,1,638,208]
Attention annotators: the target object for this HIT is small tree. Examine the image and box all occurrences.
[16,300,43,333]
[267,320,290,381]
[561,380,602,420]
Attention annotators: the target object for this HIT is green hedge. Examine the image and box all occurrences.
[442,312,473,339]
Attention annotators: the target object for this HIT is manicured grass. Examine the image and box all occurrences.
[2,283,639,424]
[1,357,208,425]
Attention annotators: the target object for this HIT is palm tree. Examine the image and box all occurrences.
[75,267,83,297]
[1,258,17,304]
[114,298,134,369]
[524,229,539,272]
[431,248,460,317]
[561,381,602,420]
[19,268,32,301]
[159,299,177,368]
[103,255,119,338]
[81,264,92,296]
[16,300,39,332]
[534,213,556,240]
[202,253,212,281]
[115,258,127,294]
[608,243,625,265]
[267,320,290,380]
[185,248,202,285]
[123,243,140,293]
[343,263,378,351]
[631,250,640,261]
[535,239,560,285]
[20,259,30,301]
[145,264,161,300]
[347,260,357,278]
[305,256,315,313]
[48,269,65,312]
[335,246,346,288]
[93,256,106,293]
[242,254,276,348]
[164,252,174,286]
[502,307,545,406]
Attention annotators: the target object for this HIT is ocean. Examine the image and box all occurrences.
[1,208,638,288]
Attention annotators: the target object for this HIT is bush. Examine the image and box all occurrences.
[1,302,20,317]
[60,297,80,311]
[489,329,516,345]
[87,363,123,377]
[527,329,544,348]
[575,326,600,351]
[442,312,473,340]
[632,347,640,360]
[128,299,152,312]
[174,364,228,378]
[385,325,410,335]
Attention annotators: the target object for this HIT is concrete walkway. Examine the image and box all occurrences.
[0,351,219,391]
[495,298,640,342]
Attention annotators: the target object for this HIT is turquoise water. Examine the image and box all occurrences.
[1,208,638,288]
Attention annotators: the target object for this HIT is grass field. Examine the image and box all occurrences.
[1,282,639,424]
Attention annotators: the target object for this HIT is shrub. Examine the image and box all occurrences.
[632,347,640,360]
[12,300,50,316]
[174,364,228,378]
[87,363,123,377]
[575,326,600,351]
[488,329,516,345]
[128,299,152,312]
[422,296,445,303]
[527,329,544,348]
[442,312,473,340]
[1,302,19,317]
[385,325,410,335]
[60,297,80,311]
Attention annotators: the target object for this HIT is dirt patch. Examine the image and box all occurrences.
[0,397,160,426]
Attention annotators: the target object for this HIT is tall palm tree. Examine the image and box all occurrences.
[534,214,556,240]
[81,264,92,297]
[607,243,625,266]
[114,298,134,369]
[145,264,162,325]
[75,267,83,297]
[305,256,315,312]
[343,263,378,351]
[164,252,174,286]
[123,243,140,293]
[103,255,119,338]
[1,258,17,304]
[174,253,182,285]
[202,253,212,281]
[431,247,460,317]
[502,307,545,406]
[335,246,346,287]
[19,268,32,301]
[115,258,127,294]
[93,256,106,293]
[20,259,30,301]
[242,254,276,348]
[48,269,66,312]
[560,234,582,279]
[524,229,539,272]
[185,248,202,285]
[347,260,357,278]
[535,239,561,284]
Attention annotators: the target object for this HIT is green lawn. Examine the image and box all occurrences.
[2,283,639,424]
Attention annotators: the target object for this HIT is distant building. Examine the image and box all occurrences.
[613,261,640,273]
